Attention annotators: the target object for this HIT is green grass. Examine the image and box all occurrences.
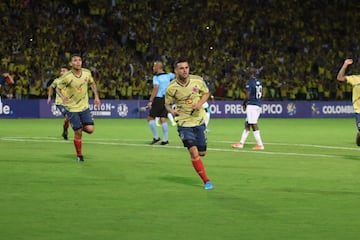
[1,118,360,240]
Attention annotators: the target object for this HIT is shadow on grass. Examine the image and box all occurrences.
[40,154,85,164]
[57,153,77,158]
[0,154,77,163]
[342,154,360,161]
[273,187,360,196]
[158,175,199,188]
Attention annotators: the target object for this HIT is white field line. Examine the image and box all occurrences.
[0,136,355,158]
[215,140,360,151]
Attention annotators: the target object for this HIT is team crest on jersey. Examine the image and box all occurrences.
[84,77,88,83]
[192,85,199,93]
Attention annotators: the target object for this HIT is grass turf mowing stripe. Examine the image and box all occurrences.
[0,136,344,158]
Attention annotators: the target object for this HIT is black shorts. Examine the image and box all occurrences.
[149,97,168,118]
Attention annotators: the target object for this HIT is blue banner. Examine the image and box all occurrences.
[0,98,355,119]
[207,101,354,118]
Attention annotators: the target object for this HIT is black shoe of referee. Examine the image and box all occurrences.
[150,138,160,145]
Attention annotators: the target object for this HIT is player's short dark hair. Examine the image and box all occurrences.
[173,59,188,69]
[70,53,82,60]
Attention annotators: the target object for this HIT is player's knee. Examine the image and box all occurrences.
[199,151,206,156]
[83,125,94,134]
[84,130,94,134]
[356,132,360,146]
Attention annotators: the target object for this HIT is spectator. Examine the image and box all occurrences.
[1,1,359,100]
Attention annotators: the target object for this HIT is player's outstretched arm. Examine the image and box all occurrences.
[337,59,353,81]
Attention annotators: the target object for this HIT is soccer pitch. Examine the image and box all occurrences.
[1,118,359,240]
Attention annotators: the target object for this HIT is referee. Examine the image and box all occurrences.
[147,60,175,145]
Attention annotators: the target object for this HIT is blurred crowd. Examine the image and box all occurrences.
[1,0,359,101]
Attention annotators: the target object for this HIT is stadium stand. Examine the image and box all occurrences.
[0,0,359,100]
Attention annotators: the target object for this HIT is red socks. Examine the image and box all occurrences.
[64,120,69,129]
[191,157,210,183]
[73,136,82,157]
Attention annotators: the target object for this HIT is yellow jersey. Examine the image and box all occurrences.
[57,68,94,112]
[51,78,64,105]
[165,74,209,127]
[345,75,360,113]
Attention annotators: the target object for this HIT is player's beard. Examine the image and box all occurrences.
[178,72,189,82]
[73,64,82,70]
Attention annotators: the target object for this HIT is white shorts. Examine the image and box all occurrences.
[246,105,261,124]
[202,102,209,109]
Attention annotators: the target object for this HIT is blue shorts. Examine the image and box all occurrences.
[355,113,360,131]
[67,108,94,131]
[177,124,207,151]
[56,105,68,117]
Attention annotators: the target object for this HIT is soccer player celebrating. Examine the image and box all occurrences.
[231,67,264,150]
[56,54,101,162]
[47,67,70,140]
[165,59,213,190]
[337,58,360,145]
